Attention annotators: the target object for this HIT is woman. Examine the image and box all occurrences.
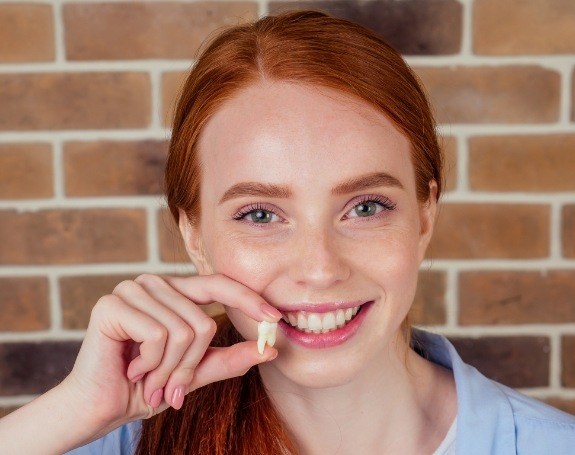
[1,11,573,455]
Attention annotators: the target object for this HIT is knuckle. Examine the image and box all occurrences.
[170,324,195,347]
[196,317,217,338]
[113,279,138,295]
[148,325,168,344]
[91,294,119,317]
[134,273,164,288]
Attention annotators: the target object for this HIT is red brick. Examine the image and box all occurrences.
[429,203,550,259]
[442,136,457,192]
[64,140,167,196]
[0,209,147,264]
[270,0,462,55]
[572,69,575,122]
[459,271,575,325]
[0,341,81,395]
[543,398,575,416]
[158,208,190,263]
[564,205,575,258]
[0,143,53,199]
[562,336,575,387]
[449,336,550,388]
[474,0,575,55]
[410,270,446,325]
[0,73,150,131]
[60,273,225,329]
[0,4,54,62]
[415,66,560,124]
[0,277,50,331]
[60,274,136,329]
[162,71,188,126]
[63,2,257,60]
[469,135,575,191]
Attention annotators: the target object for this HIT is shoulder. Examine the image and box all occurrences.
[65,420,142,455]
[413,329,575,454]
[496,384,575,452]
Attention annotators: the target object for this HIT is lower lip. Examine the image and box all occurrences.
[278,301,374,349]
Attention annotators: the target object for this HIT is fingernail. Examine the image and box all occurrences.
[261,303,282,321]
[149,388,163,408]
[171,386,185,410]
[130,373,144,383]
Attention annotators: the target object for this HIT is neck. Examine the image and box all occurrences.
[258,338,456,455]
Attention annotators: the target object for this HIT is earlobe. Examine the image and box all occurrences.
[418,181,438,262]
[178,209,212,275]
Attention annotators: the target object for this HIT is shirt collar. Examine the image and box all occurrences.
[413,329,517,454]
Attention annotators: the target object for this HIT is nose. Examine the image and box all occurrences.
[288,224,351,290]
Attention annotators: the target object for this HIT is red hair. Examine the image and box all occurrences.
[139,10,443,454]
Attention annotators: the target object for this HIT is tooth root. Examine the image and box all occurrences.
[257,336,266,355]
[336,309,345,327]
[257,321,278,355]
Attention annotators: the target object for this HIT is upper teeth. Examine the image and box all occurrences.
[283,306,360,333]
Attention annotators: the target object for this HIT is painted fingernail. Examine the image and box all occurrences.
[171,386,185,410]
[261,303,282,321]
[149,388,163,408]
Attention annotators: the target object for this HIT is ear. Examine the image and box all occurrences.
[178,209,213,275]
[417,180,438,263]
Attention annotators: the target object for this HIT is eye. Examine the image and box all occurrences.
[344,195,396,219]
[233,204,282,224]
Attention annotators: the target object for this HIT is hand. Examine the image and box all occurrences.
[62,273,281,442]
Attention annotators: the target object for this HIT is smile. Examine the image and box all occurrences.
[281,306,362,333]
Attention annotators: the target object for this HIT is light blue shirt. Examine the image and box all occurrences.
[67,330,575,454]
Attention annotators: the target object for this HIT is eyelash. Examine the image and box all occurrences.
[232,195,397,224]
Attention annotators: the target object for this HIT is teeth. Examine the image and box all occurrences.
[283,306,361,333]
[257,321,278,355]
[345,308,353,321]
[335,309,345,327]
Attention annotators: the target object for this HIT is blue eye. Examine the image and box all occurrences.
[233,204,282,224]
[345,196,396,219]
[248,209,275,223]
[353,201,380,217]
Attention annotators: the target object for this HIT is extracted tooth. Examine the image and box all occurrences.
[257,321,278,355]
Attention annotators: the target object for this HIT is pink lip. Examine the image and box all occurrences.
[278,301,374,349]
[276,300,368,314]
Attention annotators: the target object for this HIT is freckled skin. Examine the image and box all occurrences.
[184,80,436,390]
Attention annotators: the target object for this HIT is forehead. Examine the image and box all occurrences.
[197,81,414,196]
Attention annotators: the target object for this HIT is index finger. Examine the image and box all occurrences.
[162,274,282,322]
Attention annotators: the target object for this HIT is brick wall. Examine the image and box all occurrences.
[0,0,574,418]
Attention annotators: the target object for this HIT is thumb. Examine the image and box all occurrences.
[188,341,277,391]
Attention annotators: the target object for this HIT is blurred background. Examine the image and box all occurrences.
[0,0,574,417]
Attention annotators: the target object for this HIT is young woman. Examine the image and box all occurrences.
[1,11,574,455]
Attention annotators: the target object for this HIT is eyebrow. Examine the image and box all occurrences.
[331,172,404,195]
[218,171,403,204]
[219,182,292,204]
